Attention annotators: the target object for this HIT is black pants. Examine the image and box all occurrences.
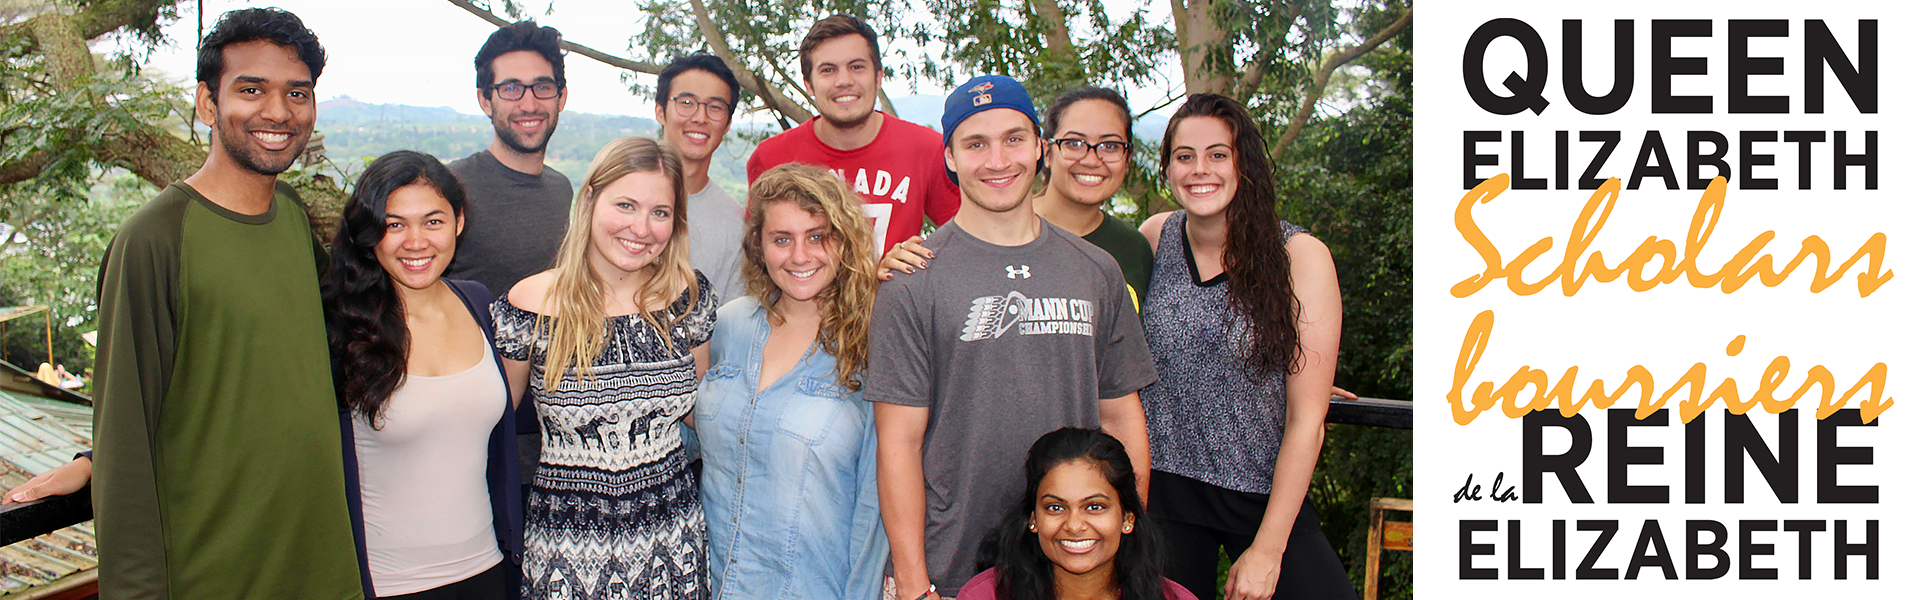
[377,560,512,600]
[1152,471,1357,600]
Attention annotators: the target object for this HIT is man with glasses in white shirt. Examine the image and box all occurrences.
[656,54,748,304]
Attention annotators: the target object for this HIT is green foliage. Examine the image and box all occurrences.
[0,173,149,374]
[1,28,192,376]
[1279,5,1412,596]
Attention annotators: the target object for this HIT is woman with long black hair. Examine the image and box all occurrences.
[1137,94,1352,600]
[958,428,1197,600]
[4,152,523,599]
[326,150,520,600]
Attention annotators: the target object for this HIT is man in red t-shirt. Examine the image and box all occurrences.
[746,14,961,258]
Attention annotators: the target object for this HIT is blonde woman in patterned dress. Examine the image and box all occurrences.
[492,136,718,599]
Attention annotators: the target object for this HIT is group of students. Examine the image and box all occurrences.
[0,7,1353,600]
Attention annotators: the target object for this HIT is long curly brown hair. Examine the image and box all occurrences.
[1160,93,1299,378]
[740,163,878,391]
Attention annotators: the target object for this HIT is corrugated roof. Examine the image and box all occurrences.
[0,385,96,597]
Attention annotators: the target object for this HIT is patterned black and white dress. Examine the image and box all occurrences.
[491,274,717,600]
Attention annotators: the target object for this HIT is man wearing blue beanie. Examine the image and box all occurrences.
[865,75,1157,599]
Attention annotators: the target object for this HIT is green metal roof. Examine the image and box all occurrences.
[0,376,95,596]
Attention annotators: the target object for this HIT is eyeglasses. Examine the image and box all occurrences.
[491,81,560,101]
[670,95,732,120]
[1049,138,1131,163]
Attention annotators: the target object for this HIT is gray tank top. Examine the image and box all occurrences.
[1139,210,1305,494]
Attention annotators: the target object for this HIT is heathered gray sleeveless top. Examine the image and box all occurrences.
[1139,210,1306,494]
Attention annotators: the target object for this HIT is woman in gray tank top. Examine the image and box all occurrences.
[1135,94,1354,600]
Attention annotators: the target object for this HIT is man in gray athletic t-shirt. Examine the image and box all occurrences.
[867,75,1156,598]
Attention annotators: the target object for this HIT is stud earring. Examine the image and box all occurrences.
[1028,523,1036,531]
[1123,523,1133,533]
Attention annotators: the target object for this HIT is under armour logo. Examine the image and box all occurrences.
[1006,265,1031,279]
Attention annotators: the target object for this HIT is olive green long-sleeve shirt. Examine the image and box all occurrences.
[91,182,361,599]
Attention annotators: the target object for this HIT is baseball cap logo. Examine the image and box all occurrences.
[968,81,996,94]
[973,93,992,106]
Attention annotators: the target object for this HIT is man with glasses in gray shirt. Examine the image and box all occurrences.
[445,20,574,298]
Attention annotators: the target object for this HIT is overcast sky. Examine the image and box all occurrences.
[118,0,1180,121]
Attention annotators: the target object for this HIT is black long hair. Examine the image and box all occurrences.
[1160,93,1299,378]
[322,150,470,427]
[988,428,1166,600]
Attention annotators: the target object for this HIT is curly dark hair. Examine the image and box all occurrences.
[1160,93,1299,378]
[985,428,1167,600]
[322,151,470,426]
[196,8,326,101]
[475,21,567,96]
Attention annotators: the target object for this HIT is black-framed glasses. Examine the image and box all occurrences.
[1049,138,1131,163]
[670,94,732,120]
[492,81,560,101]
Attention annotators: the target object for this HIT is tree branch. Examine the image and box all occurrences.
[1031,0,1083,82]
[442,0,663,73]
[687,0,812,123]
[1270,6,1410,160]
[1232,1,1306,99]
[0,0,174,57]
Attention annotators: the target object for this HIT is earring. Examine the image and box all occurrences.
[1028,522,1036,532]
[1123,523,1133,533]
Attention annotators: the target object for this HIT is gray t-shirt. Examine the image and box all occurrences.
[686,181,747,305]
[445,150,574,297]
[865,219,1156,591]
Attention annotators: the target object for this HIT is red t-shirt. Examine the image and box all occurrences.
[747,112,962,257]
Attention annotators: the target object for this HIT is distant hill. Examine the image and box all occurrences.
[313,97,724,193]
[310,94,1165,198]
[320,96,483,124]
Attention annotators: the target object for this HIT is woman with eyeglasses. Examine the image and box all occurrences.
[878,86,1153,306]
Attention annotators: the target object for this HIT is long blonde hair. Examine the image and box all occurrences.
[541,136,697,390]
[741,163,877,391]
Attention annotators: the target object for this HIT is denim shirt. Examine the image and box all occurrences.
[694,298,887,599]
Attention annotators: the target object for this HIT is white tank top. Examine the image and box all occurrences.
[351,344,507,596]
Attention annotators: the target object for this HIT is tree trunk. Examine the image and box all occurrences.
[1170,0,1232,97]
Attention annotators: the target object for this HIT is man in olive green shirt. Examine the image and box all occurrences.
[90,9,362,599]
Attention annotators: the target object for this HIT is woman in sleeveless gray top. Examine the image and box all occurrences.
[1137,94,1355,600]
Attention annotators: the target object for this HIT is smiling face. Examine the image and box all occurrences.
[1165,115,1239,218]
[480,50,567,155]
[760,200,840,308]
[376,182,464,291]
[1032,458,1134,581]
[1046,100,1130,208]
[655,69,732,164]
[802,34,881,129]
[944,108,1041,214]
[587,171,676,277]
[198,40,316,176]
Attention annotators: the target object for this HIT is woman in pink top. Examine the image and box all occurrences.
[957,428,1199,600]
